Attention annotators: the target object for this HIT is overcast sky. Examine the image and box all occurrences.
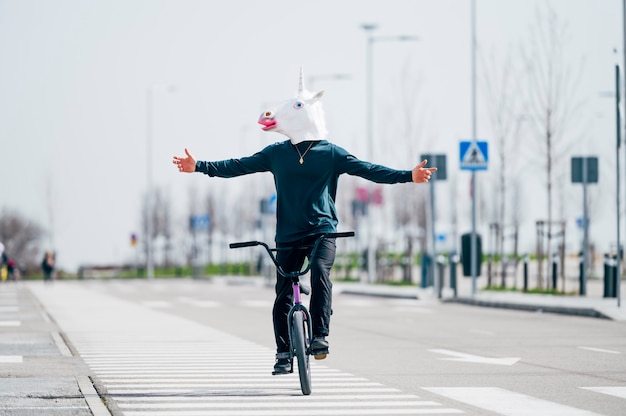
[0,0,622,271]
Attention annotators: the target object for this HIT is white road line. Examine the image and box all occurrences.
[106,382,385,389]
[119,400,442,409]
[100,377,370,383]
[578,346,621,354]
[0,320,21,327]
[117,394,420,402]
[0,355,22,363]
[581,386,626,399]
[96,372,347,378]
[92,368,342,374]
[109,387,403,395]
[424,387,605,416]
[121,409,462,416]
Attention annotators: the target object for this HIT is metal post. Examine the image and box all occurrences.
[552,255,557,290]
[430,179,437,294]
[450,254,458,297]
[470,0,478,296]
[523,254,529,292]
[582,159,589,296]
[361,24,418,284]
[146,88,154,280]
[362,24,376,284]
[621,0,626,308]
[616,63,622,307]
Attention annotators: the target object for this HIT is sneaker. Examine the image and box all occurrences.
[310,336,329,360]
[272,353,292,375]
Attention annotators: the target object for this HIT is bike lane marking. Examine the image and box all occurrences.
[29,281,463,416]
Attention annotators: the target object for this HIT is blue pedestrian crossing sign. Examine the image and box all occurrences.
[460,141,488,171]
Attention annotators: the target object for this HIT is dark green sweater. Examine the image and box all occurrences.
[196,140,412,243]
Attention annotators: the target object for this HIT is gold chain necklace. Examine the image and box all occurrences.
[294,142,314,164]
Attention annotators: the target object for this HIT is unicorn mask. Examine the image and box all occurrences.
[258,68,328,145]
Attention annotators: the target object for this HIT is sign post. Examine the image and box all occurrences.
[190,214,211,279]
[460,140,489,296]
[420,154,447,295]
[571,157,598,295]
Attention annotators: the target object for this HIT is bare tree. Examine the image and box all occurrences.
[521,3,585,287]
[382,60,430,282]
[141,186,174,269]
[0,208,44,272]
[153,188,173,267]
[479,46,526,285]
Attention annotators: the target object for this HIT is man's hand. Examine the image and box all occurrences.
[172,148,197,173]
[412,160,437,183]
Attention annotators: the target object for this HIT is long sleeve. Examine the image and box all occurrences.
[195,151,272,178]
[334,147,413,184]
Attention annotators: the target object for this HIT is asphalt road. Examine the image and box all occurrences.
[16,278,626,415]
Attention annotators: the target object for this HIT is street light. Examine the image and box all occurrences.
[146,84,176,279]
[361,23,419,284]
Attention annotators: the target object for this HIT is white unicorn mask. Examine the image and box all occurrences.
[258,68,328,145]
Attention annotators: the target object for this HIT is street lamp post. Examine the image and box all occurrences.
[146,85,175,279]
[362,24,418,284]
[470,0,479,296]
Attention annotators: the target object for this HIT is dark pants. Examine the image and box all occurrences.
[273,235,336,353]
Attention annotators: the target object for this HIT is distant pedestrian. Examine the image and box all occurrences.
[0,242,7,282]
[42,251,55,282]
[6,258,18,281]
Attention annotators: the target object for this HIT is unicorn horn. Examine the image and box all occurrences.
[298,67,304,95]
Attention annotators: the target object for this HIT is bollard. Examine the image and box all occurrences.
[523,255,529,292]
[579,258,586,296]
[421,253,430,288]
[552,256,558,290]
[450,254,459,297]
[437,255,446,299]
[603,254,617,298]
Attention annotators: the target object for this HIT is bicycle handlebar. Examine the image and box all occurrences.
[229,232,355,279]
[229,241,261,249]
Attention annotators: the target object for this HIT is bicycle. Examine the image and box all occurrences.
[229,231,354,395]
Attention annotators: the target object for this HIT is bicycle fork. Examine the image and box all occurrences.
[287,282,313,356]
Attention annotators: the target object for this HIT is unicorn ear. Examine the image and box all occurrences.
[311,90,325,102]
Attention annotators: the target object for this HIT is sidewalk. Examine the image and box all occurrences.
[334,267,626,322]
[0,281,110,416]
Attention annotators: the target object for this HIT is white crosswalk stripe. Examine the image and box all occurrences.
[423,387,605,416]
[581,386,626,400]
[30,283,463,416]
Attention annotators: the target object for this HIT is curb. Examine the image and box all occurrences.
[442,297,612,320]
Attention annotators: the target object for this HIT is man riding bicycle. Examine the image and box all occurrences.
[173,69,436,375]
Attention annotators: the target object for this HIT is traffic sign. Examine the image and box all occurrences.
[190,214,211,231]
[460,141,488,171]
[420,154,447,180]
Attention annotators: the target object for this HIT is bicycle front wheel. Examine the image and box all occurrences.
[291,311,311,395]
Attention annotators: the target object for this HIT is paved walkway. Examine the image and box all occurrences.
[334,261,626,321]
